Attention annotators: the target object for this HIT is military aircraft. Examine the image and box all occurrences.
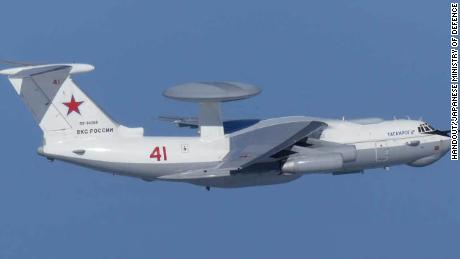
[0,63,451,189]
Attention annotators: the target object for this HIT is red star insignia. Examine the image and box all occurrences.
[63,95,84,115]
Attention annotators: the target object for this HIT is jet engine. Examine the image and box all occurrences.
[281,153,344,174]
[312,145,357,162]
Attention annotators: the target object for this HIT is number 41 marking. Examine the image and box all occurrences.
[150,146,168,161]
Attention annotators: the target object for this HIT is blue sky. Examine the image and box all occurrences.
[0,0,458,258]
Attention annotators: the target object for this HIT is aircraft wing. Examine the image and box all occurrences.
[218,117,327,170]
[159,118,326,181]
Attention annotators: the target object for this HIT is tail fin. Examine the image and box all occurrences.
[0,64,142,140]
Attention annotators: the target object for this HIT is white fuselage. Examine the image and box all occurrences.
[39,117,450,186]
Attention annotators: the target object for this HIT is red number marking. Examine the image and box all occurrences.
[162,146,167,161]
[149,146,167,161]
[150,146,161,161]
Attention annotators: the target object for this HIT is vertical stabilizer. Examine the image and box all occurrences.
[0,64,125,141]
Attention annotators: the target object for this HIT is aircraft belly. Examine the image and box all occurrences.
[52,155,299,188]
[52,155,220,180]
[185,171,300,188]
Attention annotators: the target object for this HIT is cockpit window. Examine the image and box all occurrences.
[418,123,435,133]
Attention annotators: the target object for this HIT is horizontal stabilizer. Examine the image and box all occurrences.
[159,115,199,128]
[0,63,94,77]
[159,115,260,133]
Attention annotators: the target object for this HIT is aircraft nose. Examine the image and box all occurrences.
[440,137,451,154]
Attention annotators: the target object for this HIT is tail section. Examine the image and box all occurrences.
[0,64,142,140]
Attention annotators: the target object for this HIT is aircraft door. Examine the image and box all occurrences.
[375,141,389,162]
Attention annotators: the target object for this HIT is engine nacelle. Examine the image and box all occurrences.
[313,145,357,162]
[282,153,344,174]
[292,140,357,162]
